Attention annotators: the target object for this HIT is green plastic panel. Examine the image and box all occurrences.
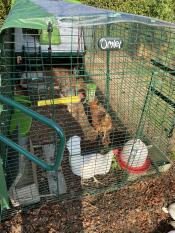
[0,0,55,32]
[0,159,9,211]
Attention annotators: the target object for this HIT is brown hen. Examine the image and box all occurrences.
[89,100,112,146]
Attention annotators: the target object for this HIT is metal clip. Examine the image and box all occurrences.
[47,22,53,52]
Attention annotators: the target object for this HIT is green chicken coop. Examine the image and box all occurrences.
[0,0,175,220]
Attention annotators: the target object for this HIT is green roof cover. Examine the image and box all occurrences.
[1,0,56,32]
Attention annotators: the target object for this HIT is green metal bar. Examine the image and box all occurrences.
[0,94,65,171]
[135,72,155,137]
[150,86,175,108]
[125,72,157,170]
[151,59,175,76]
[106,24,111,112]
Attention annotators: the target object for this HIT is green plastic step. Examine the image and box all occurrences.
[0,158,9,211]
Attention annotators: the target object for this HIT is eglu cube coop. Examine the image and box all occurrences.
[0,0,175,219]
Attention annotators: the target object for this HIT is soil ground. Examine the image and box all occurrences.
[1,164,175,233]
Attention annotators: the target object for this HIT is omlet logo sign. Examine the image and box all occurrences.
[98,38,123,50]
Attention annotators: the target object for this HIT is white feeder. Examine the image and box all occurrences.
[121,139,148,168]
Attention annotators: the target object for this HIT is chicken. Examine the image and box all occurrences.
[89,100,112,146]
[66,136,114,185]
[14,85,28,95]
[47,67,86,97]
[162,203,175,221]
[67,102,98,141]
[162,203,175,230]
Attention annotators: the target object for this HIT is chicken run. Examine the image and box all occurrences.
[0,0,175,220]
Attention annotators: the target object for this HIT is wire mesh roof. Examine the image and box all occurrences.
[1,0,175,32]
[33,0,175,28]
[33,0,113,17]
[0,0,175,31]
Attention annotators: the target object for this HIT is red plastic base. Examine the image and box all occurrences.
[113,149,151,174]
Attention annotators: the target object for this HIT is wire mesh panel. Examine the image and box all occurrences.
[84,23,175,158]
[0,19,175,219]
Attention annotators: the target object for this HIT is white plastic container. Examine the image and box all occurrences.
[121,139,148,168]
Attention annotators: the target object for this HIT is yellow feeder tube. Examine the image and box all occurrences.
[37,96,80,106]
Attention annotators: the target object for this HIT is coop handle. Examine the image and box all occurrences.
[0,94,65,171]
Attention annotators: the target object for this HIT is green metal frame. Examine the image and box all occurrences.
[105,24,111,112]
[0,95,65,171]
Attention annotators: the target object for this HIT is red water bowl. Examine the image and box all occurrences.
[113,149,151,174]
